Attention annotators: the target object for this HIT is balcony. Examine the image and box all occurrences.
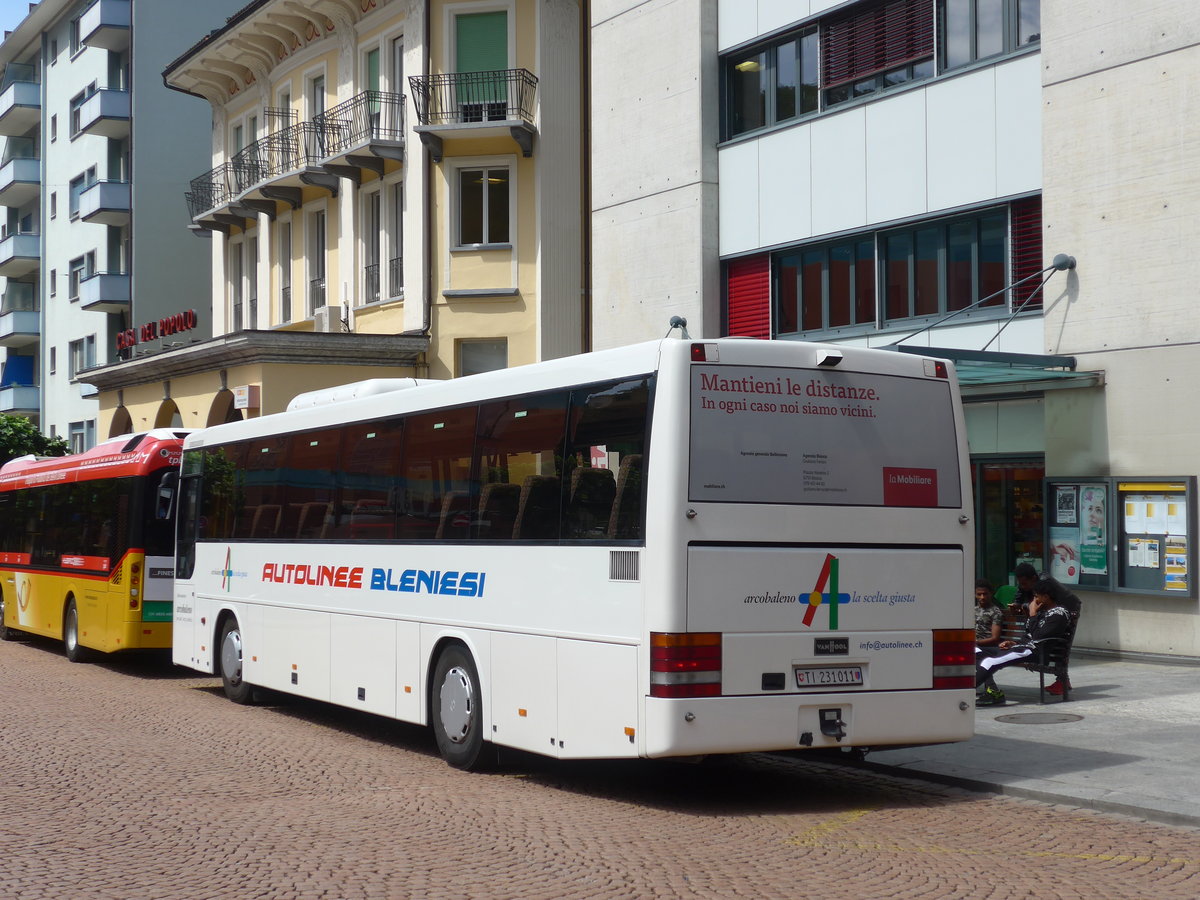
[77,88,131,140]
[312,91,405,177]
[80,0,131,52]
[0,232,39,277]
[0,64,40,137]
[409,69,537,161]
[79,180,130,225]
[0,353,37,414]
[0,281,38,348]
[0,383,38,414]
[79,271,129,313]
[0,141,39,207]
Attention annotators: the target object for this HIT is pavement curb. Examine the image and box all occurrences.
[841,758,1200,830]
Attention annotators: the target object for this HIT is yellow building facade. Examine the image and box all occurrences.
[86,0,585,435]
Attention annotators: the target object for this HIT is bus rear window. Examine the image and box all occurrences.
[689,365,962,508]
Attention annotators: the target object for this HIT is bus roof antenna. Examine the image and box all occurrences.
[666,316,691,339]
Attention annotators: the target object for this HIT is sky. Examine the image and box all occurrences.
[0,0,33,37]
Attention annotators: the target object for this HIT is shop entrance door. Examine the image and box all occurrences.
[974,458,1045,589]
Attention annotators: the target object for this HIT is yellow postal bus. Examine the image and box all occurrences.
[0,430,184,660]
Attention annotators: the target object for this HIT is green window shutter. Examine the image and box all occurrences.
[455,11,507,72]
[367,48,381,92]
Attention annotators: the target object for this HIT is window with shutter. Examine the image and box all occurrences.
[822,0,934,107]
[725,255,771,339]
[1010,195,1043,310]
[455,11,508,116]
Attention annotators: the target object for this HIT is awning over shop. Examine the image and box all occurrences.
[888,345,1104,400]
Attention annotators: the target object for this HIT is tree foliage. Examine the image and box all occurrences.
[0,414,69,465]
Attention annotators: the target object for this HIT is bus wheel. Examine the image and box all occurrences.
[0,592,14,643]
[63,599,91,663]
[432,645,488,771]
[218,618,255,705]
[0,592,18,641]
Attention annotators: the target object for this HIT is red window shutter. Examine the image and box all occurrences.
[1011,196,1043,309]
[726,255,771,339]
[822,0,934,90]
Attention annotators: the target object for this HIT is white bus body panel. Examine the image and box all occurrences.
[644,690,975,757]
[689,546,964,692]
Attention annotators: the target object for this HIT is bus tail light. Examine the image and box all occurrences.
[129,562,142,609]
[931,629,974,689]
[650,632,721,698]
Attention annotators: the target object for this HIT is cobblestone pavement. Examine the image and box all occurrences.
[3,637,1200,900]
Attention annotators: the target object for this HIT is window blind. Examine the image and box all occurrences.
[725,254,771,339]
[822,0,934,89]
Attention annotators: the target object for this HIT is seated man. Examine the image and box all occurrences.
[975,579,1003,649]
[1006,562,1040,614]
[975,577,1073,706]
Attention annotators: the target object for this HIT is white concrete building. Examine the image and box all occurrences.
[0,0,241,448]
[593,1,1200,657]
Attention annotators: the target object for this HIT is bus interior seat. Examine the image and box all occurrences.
[512,475,561,540]
[435,491,471,540]
[567,467,616,538]
[250,504,282,539]
[294,501,333,539]
[476,482,521,540]
[607,455,643,540]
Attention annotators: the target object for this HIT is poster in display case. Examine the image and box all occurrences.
[1043,477,1196,597]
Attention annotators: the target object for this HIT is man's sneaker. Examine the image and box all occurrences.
[976,687,1006,707]
[1046,679,1072,696]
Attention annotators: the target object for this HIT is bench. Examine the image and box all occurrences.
[999,603,1081,703]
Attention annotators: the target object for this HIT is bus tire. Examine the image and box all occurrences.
[431,645,489,771]
[0,592,15,643]
[63,599,91,663]
[218,618,255,705]
[0,591,19,641]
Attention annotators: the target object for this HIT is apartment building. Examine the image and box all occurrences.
[82,0,585,430]
[0,0,242,448]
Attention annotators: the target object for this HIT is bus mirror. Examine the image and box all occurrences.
[157,470,179,520]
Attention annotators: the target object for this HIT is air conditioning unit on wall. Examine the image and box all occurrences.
[313,305,336,333]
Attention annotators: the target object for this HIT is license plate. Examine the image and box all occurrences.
[794,665,864,688]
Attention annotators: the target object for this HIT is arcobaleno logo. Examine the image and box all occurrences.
[802,553,851,630]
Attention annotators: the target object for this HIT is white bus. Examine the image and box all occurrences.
[172,338,975,769]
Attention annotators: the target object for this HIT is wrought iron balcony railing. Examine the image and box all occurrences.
[313,90,405,157]
[364,263,380,303]
[388,256,403,296]
[229,121,330,195]
[309,277,326,317]
[409,69,537,127]
[187,162,235,218]
[280,284,291,324]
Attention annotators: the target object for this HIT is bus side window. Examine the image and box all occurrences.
[342,420,403,541]
[403,406,476,542]
[475,393,569,541]
[176,475,201,580]
[282,428,343,540]
[563,377,651,541]
[201,444,247,541]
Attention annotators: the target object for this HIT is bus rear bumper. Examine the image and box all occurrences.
[643,689,975,757]
[108,619,172,652]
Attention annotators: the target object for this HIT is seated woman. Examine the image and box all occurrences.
[975,577,1073,707]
